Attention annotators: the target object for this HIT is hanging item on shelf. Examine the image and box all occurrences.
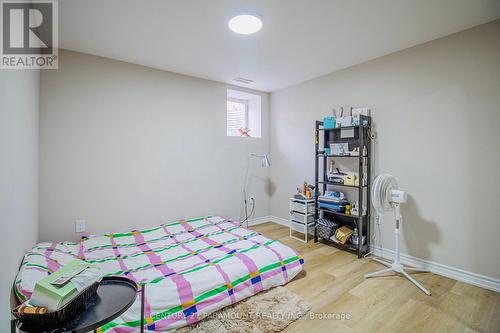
[368,128,376,140]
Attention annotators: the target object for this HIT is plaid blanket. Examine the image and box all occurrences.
[14,216,304,331]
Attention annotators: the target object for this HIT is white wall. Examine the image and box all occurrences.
[0,70,39,327]
[39,50,270,242]
[269,20,500,279]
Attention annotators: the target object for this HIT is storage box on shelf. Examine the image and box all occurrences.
[289,198,315,243]
[316,218,338,240]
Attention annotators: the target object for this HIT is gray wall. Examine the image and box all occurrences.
[0,70,39,327]
[39,50,270,242]
[269,20,500,279]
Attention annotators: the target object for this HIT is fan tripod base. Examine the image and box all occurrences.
[365,258,431,295]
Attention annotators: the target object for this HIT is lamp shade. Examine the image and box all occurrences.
[261,154,271,167]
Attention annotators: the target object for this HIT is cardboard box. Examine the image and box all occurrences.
[335,226,353,244]
[343,173,357,186]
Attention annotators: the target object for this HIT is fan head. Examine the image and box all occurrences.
[372,174,401,212]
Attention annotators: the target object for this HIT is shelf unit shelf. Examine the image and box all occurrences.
[317,207,366,220]
[314,116,372,258]
[317,180,367,189]
[317,125,363,132]
[316,152,369,158]
[322,240,368,255]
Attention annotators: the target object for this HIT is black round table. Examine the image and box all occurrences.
[13,277,140,333]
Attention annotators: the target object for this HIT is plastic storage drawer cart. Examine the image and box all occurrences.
[289,198,315,243]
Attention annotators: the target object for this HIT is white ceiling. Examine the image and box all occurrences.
[60,0,500,92]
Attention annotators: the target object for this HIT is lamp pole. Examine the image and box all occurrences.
[240,153,271,227]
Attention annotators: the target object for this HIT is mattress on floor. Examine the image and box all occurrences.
[14,216,304,332]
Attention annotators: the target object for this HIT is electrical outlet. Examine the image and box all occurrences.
[75,220,86,233]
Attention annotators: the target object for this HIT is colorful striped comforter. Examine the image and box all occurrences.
[14,216,304,331]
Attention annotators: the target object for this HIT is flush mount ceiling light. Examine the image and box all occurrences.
[228,14,262,35]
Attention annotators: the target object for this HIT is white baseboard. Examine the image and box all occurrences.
[370,245,500,293]
[246,216,273,226]
[249,216,500,293]
[268,215,289,226]
[246,215,289,227]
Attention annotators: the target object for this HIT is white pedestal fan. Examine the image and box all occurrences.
[365,174,431,295]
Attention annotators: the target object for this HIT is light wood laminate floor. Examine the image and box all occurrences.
[251,222,500,333]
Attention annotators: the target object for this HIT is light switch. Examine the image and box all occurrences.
[75,219,86,233]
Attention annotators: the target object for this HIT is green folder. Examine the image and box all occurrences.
[30,259,90,311]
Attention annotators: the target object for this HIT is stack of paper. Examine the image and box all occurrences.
[30,260,99,311]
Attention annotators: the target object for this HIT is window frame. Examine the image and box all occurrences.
[227,97,249,136]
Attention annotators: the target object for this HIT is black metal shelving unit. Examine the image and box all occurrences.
[314,116,372,258]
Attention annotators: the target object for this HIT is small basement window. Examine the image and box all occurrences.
[227,89,261,138]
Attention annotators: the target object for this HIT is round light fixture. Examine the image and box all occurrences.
[228,14,262,35]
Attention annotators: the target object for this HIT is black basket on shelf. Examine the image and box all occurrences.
[316,218,339,240]
[12,280,99,327]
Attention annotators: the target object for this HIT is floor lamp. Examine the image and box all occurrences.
[241,153,271,227]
